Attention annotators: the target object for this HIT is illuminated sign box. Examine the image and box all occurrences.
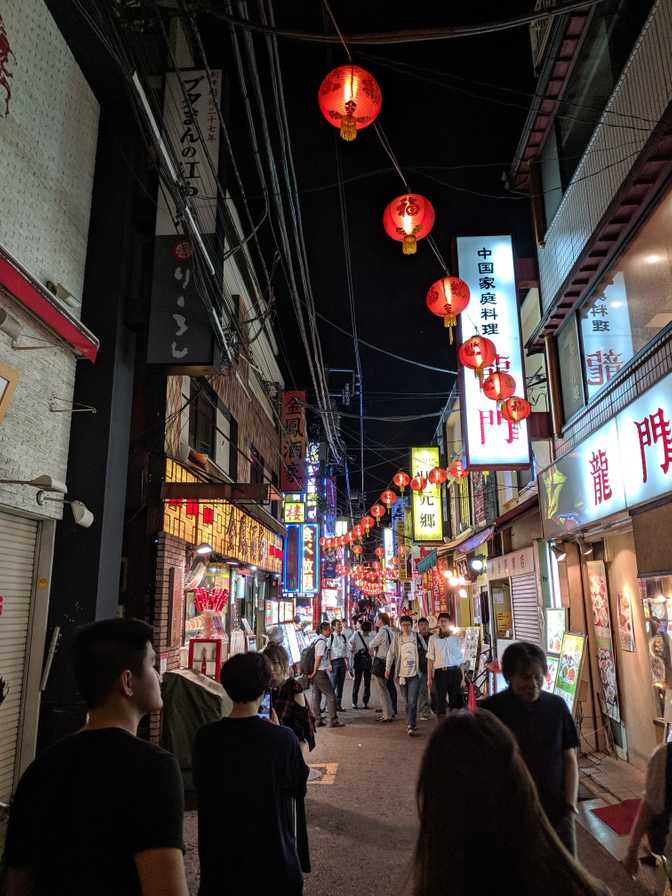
[283,501,305,523]
[456,235,530,470]
[411,446,443,542]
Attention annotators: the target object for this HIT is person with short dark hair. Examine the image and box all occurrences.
[416,618,432,720]
[426,613,465,718]
[370,613,397,722]
[386,615,424,735]
[480,641,580,855]
[3,618,187,896]
[328,618,350,712]
[194,652,310,895]
[308,621,343,728]
[350,619,373,709]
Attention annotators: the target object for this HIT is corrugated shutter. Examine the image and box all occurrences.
[511,573,542,647]
[0,510,38,803]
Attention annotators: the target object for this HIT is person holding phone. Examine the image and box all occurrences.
[194,652,310,896]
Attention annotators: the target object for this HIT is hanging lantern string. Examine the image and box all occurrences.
[373,122,411,193]
[322,0,353,60]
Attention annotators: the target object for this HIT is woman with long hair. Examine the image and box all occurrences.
[413,710,609,896]
[264,641,316,754]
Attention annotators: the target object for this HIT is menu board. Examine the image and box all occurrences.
[554,633,586,714]
[617,589,636,652]
[587,560,621,723]
[543,655,560,692]
[545,608,567,655]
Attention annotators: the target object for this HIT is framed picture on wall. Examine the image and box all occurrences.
[0,362,19,424]
[188,638,222,680]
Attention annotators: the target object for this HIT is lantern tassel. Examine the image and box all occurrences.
[402,234,417,255]
[340,114,357,142]
[443,314,457,344]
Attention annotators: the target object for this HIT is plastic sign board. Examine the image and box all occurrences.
[539,369,672,538]
[411,447,443,542]
[456,235,530,469]
[283,501,305,523]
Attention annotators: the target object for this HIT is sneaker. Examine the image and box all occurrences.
[407,727,415,736]
[337,705,345,713]
[351,704,359,710]
[329,721,346,728]
[378,717,393,723]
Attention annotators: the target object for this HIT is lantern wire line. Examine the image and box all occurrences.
[322,0,352,61]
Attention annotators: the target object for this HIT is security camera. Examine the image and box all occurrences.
[71,500,94,528]
[0,308,22,343]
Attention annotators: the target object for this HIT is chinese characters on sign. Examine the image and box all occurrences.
[456,236,530,468]
[282,502,305,523]
[410,447,443,542]
[302,524,318,594]
[305,442,320,522]
[580,273,633,400]
[280,391,307,491]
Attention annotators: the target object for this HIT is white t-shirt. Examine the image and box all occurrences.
[314,636,330,671]
[399,636,419,679]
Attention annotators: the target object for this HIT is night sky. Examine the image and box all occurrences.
[209,2,539,512]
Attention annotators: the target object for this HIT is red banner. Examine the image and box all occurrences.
[280,391,307,491]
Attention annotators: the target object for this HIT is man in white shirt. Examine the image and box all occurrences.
[369,613,396,722]
[385,615,423,735]
[328,618,350,712]
[426,613,465,718]
[309,621,345,729]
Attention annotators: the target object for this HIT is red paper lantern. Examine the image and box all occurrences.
[326,538,334,550]
[501,396,532,423]
[370,503,386,526]
[383,194,435,255]
[380,489,397,509]
[449,460,468,479]
[410,475,427,493]
[319,536,327,548]
[361,515,375,534]
[426,276,471,344]
[318,64,382,142]
[353,523,364,540]
[345,531,354,544]
[375,546,385,558]
[393,470,411,494]
[428,466,448,485]
[458,335,497,385]
[397,545,407,557]
[482,371,516,405]
[352,543,363,557]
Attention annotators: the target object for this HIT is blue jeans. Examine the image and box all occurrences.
[400,674,421,729]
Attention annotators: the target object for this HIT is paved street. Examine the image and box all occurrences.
[184,681,649,895]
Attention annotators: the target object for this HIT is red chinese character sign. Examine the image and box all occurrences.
[619,373,672,507]
[280,391,307,491]
[456,236,530,469]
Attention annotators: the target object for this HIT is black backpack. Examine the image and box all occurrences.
[300,636,325,676]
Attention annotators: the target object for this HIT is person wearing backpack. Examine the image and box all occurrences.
[385,615,423,736]
[307,622,344,729]
[350,620,373,709]
[328,618,350,712]
[369,613,396,722]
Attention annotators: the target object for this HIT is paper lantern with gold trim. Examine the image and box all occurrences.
[383,193,435,255]
[318,65,382,141]
[426,276,470,343]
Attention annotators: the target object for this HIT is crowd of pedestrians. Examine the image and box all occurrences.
[2,616,669,896]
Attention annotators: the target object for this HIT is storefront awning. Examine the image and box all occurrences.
[440,526,494,555]
[495,494,539,531]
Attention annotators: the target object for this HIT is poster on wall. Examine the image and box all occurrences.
[545,608,567,655]
[543,656,560,693]
[587,560,621,723]
[463,627,481,673]
[554,632,586,714]
[617,589,636,652]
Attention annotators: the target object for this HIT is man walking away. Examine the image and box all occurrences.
[370,613,396,722]
[416,618,432,720]
[4,619,187,896]
[328,618,350,712]
[194,652,310,895]
[480,641,580,856]
[309,621,344,729]
[350,619,373,709]
[427,613,465,718]
[386,615,423,735]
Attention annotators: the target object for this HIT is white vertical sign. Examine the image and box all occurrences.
[456,235,530,469]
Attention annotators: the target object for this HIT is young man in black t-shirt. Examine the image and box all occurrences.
[194,651,310,896]
[4,619,187,896]
[480,641,580,855]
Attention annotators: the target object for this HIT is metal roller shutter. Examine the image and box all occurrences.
[0,509,38,804]
[511,573,542,647]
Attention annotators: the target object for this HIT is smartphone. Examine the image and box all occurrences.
[258,690,272,720]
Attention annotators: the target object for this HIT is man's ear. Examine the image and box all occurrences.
[120,668,134,698]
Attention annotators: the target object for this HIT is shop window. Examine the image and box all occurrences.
[557,317,585,421]
[640,578,672,722]
[579,191,672,401]
[250,444,265,485]
[189,379,217,458]
[491,581,514,640]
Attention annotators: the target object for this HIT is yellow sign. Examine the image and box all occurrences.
[411,446,443,542]
[163,460,283,573]
[283,501,305,523]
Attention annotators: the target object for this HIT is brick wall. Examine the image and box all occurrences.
[150,531,186,743]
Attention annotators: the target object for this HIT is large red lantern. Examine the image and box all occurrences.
[370,503,386,526]
[361,515,375,534]
[482,371,516,405]
[426,276,471,344]
[410,475,427,493]
[458,335,497,385]
[318,64,382,142]
[380,489,397,509]
[501,396,532,424]
[428,466,448,485]
[383,194,435,255]
[393,470,411,494]
[353,523,364,540]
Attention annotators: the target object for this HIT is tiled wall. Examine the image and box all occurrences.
[538,0,672,309]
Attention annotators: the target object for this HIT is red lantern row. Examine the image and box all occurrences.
[426,276,471,344]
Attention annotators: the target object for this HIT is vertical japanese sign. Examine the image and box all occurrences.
[280,391,307,491]
[301,524,318,593]
[456,235,530,468]
[283,524,301,593]
[587,560,621,723]
[580,272,633,401]
[147,70,223,367]
[305,442,320,522]
[410,447,443,542]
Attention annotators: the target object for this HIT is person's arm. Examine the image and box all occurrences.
[624,800,656,878]
[135,849,188,896]
[624,745,667,877]
[385,639,397,678]
[311,641,322,679]
[369,630,382,656]
[7,869,33,896]
[563,748,579,814]
[426,637,436,686]
[293,690,306,708]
